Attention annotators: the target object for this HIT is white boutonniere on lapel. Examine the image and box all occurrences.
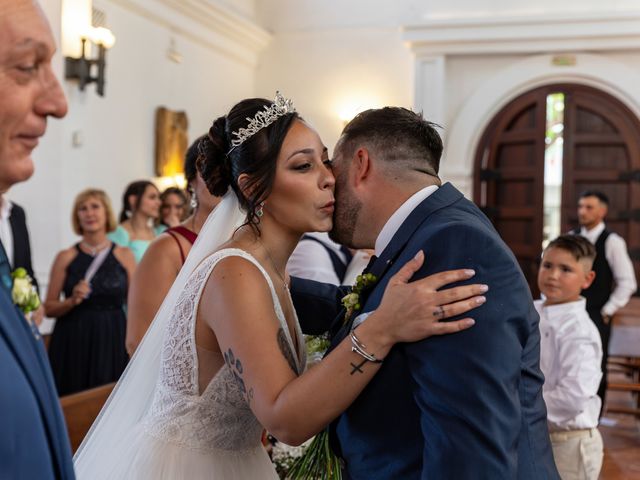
[341,272,378,326]
[11,267,40,314]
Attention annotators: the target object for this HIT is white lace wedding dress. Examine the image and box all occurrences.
[98,248,306,479]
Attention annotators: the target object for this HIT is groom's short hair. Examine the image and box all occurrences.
[339,107,443,176]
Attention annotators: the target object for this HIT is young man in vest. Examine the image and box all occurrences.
[574,190,637,409]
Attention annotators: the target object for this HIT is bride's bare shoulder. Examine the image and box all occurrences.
[207,249,268,290]
[200,250,274,323]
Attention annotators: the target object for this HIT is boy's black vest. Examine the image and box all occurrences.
[571,228,613,313]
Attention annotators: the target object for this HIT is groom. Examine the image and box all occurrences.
[292,107,559,478]
[0,1,73,478]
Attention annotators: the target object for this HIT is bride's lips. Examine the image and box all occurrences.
[319,200,335,213]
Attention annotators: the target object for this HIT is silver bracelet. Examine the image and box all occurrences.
[350,331,383,363]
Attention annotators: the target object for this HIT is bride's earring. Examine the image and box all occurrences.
[256,201,265,218]
[190,194,198,209]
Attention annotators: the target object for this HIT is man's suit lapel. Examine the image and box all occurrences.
[0,291,66,476]
[9,206,22,267]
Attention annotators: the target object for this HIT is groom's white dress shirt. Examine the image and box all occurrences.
[374,185,439,256]
[353,185,439,329]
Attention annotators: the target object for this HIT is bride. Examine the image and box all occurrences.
[74,93,485,479]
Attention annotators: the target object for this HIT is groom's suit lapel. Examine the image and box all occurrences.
[330,183,464,347]
[0,291,66,476]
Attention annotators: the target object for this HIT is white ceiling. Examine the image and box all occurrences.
[254,0,640,31]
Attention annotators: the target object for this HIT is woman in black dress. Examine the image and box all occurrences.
[45,189,136,395]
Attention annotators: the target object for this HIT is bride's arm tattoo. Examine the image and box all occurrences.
[224,348,252,403]
[277,327,298,374]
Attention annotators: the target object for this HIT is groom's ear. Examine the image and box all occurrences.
[352,147,372,188]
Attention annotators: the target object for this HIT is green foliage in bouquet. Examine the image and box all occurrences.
[305,334,330,355]
[286,429,342,480]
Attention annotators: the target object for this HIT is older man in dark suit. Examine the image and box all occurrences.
[0,1,72,478]
[292,107,559,479]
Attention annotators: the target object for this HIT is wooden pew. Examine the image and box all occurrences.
[607,298,640,416]
[60,382,115,452]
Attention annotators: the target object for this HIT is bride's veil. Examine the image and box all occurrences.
[73,191,245,476]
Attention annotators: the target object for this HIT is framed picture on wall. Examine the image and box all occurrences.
[155,107,188,177]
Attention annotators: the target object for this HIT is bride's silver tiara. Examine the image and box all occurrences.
[228,91,296,154]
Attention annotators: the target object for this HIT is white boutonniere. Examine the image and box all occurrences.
[11,267,41,314]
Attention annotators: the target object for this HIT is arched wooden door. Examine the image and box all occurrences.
[474,84,640,296]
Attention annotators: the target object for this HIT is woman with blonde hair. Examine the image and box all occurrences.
[45,189,136,395]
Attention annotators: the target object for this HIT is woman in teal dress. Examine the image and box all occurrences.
[109,180,163,262]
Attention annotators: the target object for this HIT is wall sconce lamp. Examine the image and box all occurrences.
[64,27,115,97]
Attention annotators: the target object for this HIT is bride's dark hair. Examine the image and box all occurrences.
[197,98,299,231]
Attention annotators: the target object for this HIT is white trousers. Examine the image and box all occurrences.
[550,428,603,480]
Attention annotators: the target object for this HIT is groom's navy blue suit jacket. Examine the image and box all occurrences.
[291,183,559,479]
[0,289,75,478]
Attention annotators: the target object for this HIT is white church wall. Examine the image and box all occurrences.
[12,0,268,286]
[256,27,414,154]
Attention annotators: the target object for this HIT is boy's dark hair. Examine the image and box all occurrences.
[545,234,596,268]
[579,190,609,206]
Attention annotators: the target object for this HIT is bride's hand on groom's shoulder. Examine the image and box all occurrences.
[372,250,488,345]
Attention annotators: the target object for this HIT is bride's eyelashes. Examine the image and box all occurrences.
[292,162,312,171]
[290,158,333,172]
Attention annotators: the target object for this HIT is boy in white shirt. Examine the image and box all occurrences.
[536,234,604,480]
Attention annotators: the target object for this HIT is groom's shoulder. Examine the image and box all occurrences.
[417,198,498,244]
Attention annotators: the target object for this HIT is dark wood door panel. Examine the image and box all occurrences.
[475,84,640,296]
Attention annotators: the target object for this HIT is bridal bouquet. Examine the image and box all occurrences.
[271,437,312,479]
[305,334,330,367]
[11,267,40,314]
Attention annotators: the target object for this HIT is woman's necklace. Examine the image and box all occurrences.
[81,240,110,256]
[259,239,288,292]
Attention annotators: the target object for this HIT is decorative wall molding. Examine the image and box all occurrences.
[403,12,640,56]
[414,55,445,127]
[106,0,271,66]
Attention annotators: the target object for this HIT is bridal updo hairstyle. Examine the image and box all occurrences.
[198,98,299,231]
